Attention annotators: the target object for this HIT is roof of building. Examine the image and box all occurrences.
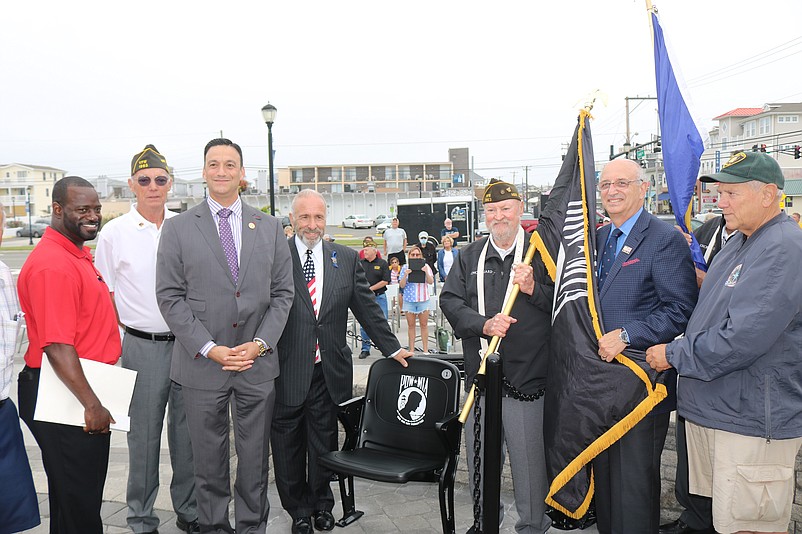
[0,163,67,172]
[712,108,763,120]
[762,102,802,113]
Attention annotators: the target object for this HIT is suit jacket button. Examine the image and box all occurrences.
[236,291,241,297]
[232,323,237,328]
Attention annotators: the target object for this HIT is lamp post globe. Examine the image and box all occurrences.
[261,103,277,216]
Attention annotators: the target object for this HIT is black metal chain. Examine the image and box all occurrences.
[345,329,379,349]
[471,385,483,533]
[501,378,545,402]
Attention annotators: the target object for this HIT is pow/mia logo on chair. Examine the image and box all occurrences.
[396,375,429,426]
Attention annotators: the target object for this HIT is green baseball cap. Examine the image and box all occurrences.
[700,151,784,188]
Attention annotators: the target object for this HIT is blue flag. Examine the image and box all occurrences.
[652,10,707,269]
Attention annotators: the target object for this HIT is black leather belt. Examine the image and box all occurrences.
[123,325,175,342]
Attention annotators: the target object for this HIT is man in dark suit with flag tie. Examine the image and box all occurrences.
[157,138,294,534]
[271,189,413,534]
[593,158,697,534]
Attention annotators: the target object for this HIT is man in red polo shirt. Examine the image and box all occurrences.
[17,176,121,534]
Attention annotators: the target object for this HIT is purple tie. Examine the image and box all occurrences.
[217,208,238,283]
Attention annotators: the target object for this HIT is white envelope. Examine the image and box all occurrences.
[34,356,136,432]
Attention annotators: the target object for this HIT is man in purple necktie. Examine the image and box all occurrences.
[156,138,294,534]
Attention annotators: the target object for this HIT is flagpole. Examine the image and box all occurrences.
[457,234,540,424]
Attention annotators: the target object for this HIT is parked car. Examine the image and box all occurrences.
[520,213,539,232]
[373,214,390,227]
[375,221,391,235]
[655,214,703,232]
[16,221,49,238]
[342,214,373,229]
[477,213,538,236]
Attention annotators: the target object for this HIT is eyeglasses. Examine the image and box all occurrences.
[597,178,642,192]
[136,175,170,187]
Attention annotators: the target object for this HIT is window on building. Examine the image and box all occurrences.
[721,137,728,151]
[17,170,27,178]
[778,115,799,123]
[743,121,756,138]
[759,117,771,135]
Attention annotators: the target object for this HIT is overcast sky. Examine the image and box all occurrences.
[2,0,800,188]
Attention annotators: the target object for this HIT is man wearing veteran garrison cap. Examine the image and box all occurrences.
[95,145,200,534]
[440,178,555,532]
[646,151,802,533]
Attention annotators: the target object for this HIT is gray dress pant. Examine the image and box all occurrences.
[122,334,197,533]
[464,395,551,534]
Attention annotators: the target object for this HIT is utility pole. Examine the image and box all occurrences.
[623,96,657,158]
[523,166,530,212]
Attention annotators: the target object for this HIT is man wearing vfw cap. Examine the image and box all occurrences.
[357,237,390,359]
[440,179,554,533]
[647,151,802,534]
[95,145,198,534]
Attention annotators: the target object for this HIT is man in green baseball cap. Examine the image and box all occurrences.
[700,150,784,187]
[699,151,784,237]
[646,149,802,534]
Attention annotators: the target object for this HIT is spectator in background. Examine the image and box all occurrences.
[417,231,438,279]
[437,235,459,283]
[358,237,391,359]
[285,225,295,238]
[441,218,460,242]
[399,245,434,353]
[382,217,407,265]
[389,256,401,285]
[358,236,383,260]
[792,212,802,229]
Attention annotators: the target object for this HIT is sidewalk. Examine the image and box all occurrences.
[11,308,597,533]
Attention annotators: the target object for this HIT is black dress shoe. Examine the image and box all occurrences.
[358,350,370,359]
[313,510,335,531]
[176,517,201,534]
[659,518,714,534]
[292,516,314,534]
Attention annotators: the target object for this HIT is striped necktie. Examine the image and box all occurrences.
[303,249,321,362]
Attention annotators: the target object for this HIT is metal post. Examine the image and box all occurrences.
[267,122,275,216]
[483,354,503,534]
[26,188,33,245]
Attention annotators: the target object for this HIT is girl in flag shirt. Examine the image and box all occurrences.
[398,245,434,352]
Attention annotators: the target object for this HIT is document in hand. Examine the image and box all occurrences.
[34,356,137,432]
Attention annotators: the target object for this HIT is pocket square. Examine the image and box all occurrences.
[622,258,640,267]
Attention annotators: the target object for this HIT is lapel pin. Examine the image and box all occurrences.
[331,250,338,268]
[248,222,256,229]
[622,245,632,255]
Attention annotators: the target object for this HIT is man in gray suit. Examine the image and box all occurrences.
[271,189,413,534]
[157,138,294,534]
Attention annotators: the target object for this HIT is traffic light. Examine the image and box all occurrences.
[795,145,801,159]
[760,144,767,153]
[654,140,662,153]
[752,144,759,152]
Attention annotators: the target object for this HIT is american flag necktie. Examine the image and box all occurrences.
[303,249,321,363]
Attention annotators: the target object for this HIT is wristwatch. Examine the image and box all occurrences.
[254,338,270,357]
[619,328,630,346]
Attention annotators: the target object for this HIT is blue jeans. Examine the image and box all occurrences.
[361,292,388,352]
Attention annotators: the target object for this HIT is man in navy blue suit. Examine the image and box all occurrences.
[593,158,697,534]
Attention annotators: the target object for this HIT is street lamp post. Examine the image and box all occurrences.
[261,103,277,215]
[26,186,33,245]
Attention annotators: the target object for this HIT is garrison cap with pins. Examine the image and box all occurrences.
[482,178,521,204]
[131,144,169,175]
